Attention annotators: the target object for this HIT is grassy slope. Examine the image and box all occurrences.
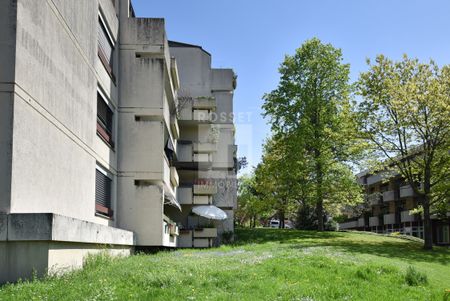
[0,229,449,301]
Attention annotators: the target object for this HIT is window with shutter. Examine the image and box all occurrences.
[95,167,113,218]
[98,15,115,81]
[97,92,114,148]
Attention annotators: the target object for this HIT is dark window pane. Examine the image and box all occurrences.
[97,93,113,134]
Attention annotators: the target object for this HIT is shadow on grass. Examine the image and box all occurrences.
[234,228,450,265]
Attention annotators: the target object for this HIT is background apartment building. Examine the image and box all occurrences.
[167,42,238,248]
[0,0,237,283]
[339,171,450,245]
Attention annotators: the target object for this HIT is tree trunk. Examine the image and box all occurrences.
[315,151,324,231]
[422,164,433,250]
[423,197,433,250]
[279,210,285,229]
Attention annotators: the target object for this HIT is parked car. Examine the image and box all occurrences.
[269,219,280,228]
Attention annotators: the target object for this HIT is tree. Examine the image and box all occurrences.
[357,55,450,249]
[254,136,308,228]
[236,173,271,228]
[263,38,361,231]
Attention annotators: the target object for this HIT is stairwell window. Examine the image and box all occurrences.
[97,90,114,148]
[95,165,113,218]
[98,12,115,82]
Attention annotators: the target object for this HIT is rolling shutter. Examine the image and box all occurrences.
[95,169,112,209]
[98,18,113,67]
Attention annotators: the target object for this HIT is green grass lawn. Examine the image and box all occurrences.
[1,229,449,301]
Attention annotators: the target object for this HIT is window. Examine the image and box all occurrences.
[98,13,115,82]
[97,91,114,148]
[95,165,113,218]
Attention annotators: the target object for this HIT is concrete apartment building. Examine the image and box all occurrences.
[0,0,237,283]
[167,42,238,248]
[339,171,450,245]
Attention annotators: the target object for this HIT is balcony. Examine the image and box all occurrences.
[193,142,217,153]
[193,181,217,195]
[400,185,415,198]
[401,210,419,223]
[192,97,216,110]
[383,213,397,225]
[369,216,380,227]
[177,187,212,205]
[339,221,358,230]
[367,193,382,206]
[367,174,382,186]
[162,219,178,248]
[382,190,395,202]
[176,142,213,170]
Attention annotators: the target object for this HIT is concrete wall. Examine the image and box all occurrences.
[0,0,18,214]
[0,213,134,284]
[6,0,120,226]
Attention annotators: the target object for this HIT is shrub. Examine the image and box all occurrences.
[222,231,234,244]
[404,266,428,286]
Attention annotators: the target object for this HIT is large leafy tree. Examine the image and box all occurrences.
[262,38,361,230]
[254,135,311,228]
[357,55,450,249]
[236,174,271,228]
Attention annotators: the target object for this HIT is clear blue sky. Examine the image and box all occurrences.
[132,0,450,174]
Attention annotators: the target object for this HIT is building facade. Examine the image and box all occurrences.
[339,171,450,245]
[0,0,237,283]
[167,42,238,248]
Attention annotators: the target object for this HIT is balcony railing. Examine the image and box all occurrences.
[367,193,382,206]
[401,210,419,223]
[193,195,211,204]
[367,174,382,186]
[193,142,217,153]
[383,213,397,225]
[193,153,213,163]
[358,217,367,227]
[193,228,217,238]
[382,190,395,202]
[193,109,212,122]
[400,185,415,198]
[339,221,358,230]
[177,186,214,204]
[192,97,216,110]
[193,181,217,195]
[369,216,380,227]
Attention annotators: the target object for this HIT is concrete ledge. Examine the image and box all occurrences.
[2,213,135,246]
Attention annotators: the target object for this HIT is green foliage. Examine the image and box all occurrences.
[236,173,272,227]
[405,266,428,286]
[221,231,234,244]
[356,55,450,249]
[261,38,364,230]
